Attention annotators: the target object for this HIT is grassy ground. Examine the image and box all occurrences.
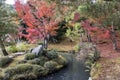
[48,39,77,51]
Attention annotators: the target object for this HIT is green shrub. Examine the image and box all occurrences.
[53,55,68,66]
[44,61,58,73]
[27,57,48,66]
[5,64,48,79]
[0,56,13,67]
[11,73,37,80]
[17,60,27,64]
[7,45,18,53]
[27,59,37,64]
[45,50,58,59]
[7,42,32,53]
[38,56,49,66]
[5,64,33,78]
[24,53,36,60]
[33,65,48,76]
[16,42,30,52]
[74,44,81,52]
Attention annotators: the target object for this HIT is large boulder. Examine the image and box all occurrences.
[30,45,43,57]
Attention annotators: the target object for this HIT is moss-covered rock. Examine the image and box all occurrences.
[24,53,36,60]
[0,56,13,67]
[44,61,59,73]
[11,73,37,80]
[33,65,48,76]
[53,55,68,66]
[27,57,49,66]
[17,60,27,64]
[45,50,58,59]
[38,56,49,66]
[4,64,48,80]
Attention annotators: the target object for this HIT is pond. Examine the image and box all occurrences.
[39,54,90,80]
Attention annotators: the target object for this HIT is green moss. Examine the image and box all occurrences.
[5,64,48,80]
[33,65,49,76]
[0,56,13,67]
[53,55,68,66]
[24,53,36,60]
[27,57,49,66]
[45,50,58,59]
[11,73,37,80]
[44,61,59,73]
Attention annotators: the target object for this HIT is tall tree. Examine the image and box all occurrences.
[0,1,17,56]
[79,0,120,50]
[15,0,60,49]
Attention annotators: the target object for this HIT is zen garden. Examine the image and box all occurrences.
[0,0,120,80]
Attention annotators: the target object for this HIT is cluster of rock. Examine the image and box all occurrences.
[76,42,100,71]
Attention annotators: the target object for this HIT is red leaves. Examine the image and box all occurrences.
[73,12,80,22]
[82,20,110,40]
[15,0,58,43]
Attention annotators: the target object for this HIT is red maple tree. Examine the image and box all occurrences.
[81,20,110,42]
[15,0,59,48]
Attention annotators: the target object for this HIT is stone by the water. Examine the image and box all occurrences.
[30,45,43,56]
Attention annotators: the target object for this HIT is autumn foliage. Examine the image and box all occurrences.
[15,0,59,43]
[81,20,110,40]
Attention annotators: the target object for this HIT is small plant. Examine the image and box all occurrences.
[33,65,48,76]
[65,23,84,41]
[24,53,36,60]
[7,45,18,53]
[53,55,68,66]
[17,60,27,64]
[38,57,49,66]
[16,42,30,52]
[45,50,58,59]
[74,44,81,52]
[44,61,58,73]
[7,42,33,53]
[0,56,13,67]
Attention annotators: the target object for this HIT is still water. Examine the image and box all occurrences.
[39,54,90,80]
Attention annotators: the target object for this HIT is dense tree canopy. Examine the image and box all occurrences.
[0,0,17,56]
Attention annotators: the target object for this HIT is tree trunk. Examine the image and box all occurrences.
[111,22,117,50]
[0,36,8,56]
[43,37,48,49]
[86,30,92,42]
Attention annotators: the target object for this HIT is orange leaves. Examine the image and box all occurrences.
[15,0,24,18]
[82,20,110,40]
[35,2,56,18]
[45,22,58,36]
[15,0,59,43]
